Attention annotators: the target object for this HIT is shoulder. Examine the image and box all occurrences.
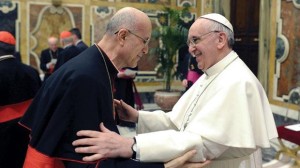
[216,59,259,91]
[41,49,49,54]
[21,64,39,75]
[79,41,88,47]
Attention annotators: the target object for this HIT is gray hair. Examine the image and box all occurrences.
[61,37,73,44]
[105,10,137,35]
[208,21,235,48]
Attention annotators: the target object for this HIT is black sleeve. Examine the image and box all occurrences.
[177,47,189,80]
[40,50,49,72]
[53,53,64,71]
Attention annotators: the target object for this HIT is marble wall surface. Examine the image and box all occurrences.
[269,0,300,111]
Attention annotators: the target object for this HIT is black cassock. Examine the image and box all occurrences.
[54,45,81,71]
[40,47,63,81]
[0,56,41,168]
[20,45,163,168]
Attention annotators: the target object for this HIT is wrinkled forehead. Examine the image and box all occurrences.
[137,15,152,34]
[188,19,211,36]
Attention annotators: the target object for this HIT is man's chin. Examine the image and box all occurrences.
[128,62,137,68]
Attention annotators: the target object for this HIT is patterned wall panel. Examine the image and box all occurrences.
[0,1,20,50]
[177,0,196,7]
[269,0,300,108]
[29,3,83,71]
[91,6,116,43]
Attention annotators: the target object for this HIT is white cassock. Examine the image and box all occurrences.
[135,51,278,168]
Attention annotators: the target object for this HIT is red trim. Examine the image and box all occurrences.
[95,161,101,168]
[94,159,106,168]
[23,145,65,168]
[56,156,98,164]
[0,99,33,123]
[23,146,99,167]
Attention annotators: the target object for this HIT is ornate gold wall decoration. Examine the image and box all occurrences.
[0,1,17,14]
[177,0,196,7]
[91,6,116,43]
[52,0,62,7]
[201,0,214,14]
[0,1,20,51]
[28,3,83,71]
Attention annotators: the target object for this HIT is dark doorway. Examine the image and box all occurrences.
[230,0,260,76]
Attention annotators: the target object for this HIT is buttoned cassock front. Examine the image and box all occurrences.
[135,51,278,168]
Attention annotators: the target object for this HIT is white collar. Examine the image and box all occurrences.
[0,54,15,61]
[204,51,238,77]
[75,40,82,46]
[63,43,73,49]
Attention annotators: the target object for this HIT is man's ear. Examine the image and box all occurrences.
[216,32,226,49]
[116,29,127,45]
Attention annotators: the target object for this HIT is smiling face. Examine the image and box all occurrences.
[187,19,227,71]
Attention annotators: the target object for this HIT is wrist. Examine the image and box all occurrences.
[134,112,139,123]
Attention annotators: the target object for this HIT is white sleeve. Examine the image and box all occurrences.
[135,130,229,162]
[137,110,177,133]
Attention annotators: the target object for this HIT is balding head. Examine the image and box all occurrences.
[98,7,152,70]
[105,7,151,35]
[48,37,58,52]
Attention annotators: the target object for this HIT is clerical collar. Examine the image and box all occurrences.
[94,44,118,75]
[63,43,73,49]
[204,51,238,77]
[0,54,15,62]
[75,40,82,46]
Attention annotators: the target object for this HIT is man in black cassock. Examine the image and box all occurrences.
[0,31,41,168]
[40,37,63,81]
[53,31,81,71]
[20,7,196,168]
[69,28,88,52]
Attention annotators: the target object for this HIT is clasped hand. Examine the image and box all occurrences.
[72,123,133,161]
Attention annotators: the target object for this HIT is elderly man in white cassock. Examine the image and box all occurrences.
[73,13,278,168]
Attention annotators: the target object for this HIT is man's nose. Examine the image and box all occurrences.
[142,44,149,54]
[188,46,196,57]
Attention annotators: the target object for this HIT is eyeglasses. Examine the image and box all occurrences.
[115,29,150,46]
[187,30,220,47]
